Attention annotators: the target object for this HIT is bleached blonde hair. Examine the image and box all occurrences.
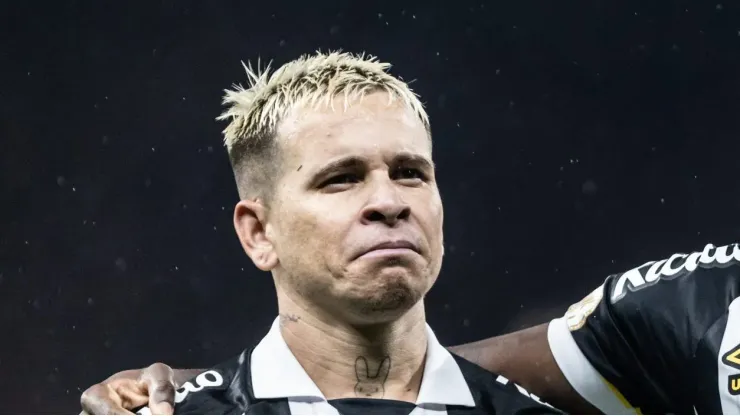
[216,51,430,201]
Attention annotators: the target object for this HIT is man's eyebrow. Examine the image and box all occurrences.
[312,156,367,178]
[311,153,435,178]
[395,152,436,170]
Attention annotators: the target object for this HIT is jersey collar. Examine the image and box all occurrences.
[250,317,475,408]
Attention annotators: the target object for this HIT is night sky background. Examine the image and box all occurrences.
[2,0,740,413]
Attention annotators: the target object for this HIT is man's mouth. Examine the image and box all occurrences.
[358,240,420,259]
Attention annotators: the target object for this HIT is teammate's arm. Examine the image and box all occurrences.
[449,324,601,414]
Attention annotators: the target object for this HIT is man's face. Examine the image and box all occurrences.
[265,92,443,324]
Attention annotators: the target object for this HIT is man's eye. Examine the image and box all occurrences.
[320,173,360,188]
[394,168,427,181]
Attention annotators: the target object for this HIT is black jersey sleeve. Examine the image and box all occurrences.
[547,243,740,414]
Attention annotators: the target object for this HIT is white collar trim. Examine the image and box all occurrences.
[250,317,475,408]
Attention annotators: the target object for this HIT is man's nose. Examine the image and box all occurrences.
[360,179,411,226]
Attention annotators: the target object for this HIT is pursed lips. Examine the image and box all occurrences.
[356,240,420,259]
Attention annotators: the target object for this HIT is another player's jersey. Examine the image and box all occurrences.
[548,242,740,414]
[143,349,561,415]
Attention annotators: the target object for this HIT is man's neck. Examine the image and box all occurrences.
[276,293,428,403]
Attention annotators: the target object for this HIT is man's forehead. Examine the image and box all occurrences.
[277,99,431,166]
[299,134,429,157]
[278,95,423,138]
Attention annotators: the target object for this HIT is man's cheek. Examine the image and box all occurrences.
[283,214,324,247]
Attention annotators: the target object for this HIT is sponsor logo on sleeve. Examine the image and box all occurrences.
[610,243,740,303]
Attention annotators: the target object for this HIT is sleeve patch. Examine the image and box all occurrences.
[564,285,604,331]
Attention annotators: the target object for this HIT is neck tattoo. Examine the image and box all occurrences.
[279,313,300,326]
[353,356,391,398]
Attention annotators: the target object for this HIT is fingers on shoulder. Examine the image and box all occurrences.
[81,382,136,415]
[140,363,175,386]
[140,363,177,409]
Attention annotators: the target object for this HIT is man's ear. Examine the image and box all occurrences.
[233,199,279,271]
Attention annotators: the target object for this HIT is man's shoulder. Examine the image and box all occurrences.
[587,242,740,348]
[449,352,562,414]
[564,243,740,337]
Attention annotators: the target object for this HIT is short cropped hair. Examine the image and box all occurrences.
[216,51,430,202]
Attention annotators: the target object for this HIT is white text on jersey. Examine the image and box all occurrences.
[611,243,740,302]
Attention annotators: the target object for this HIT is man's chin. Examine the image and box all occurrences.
[347,282,423,323]
[331,263,430,322]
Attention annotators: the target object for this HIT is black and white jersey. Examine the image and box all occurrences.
[548,242,740,414]
[139,319,561,415]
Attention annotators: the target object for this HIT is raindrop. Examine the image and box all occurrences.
[115,257,127,272]
[582,179,598,195]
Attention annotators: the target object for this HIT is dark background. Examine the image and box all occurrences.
[2,0,740,413]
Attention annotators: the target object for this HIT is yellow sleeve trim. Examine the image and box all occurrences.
[602,376,642,414]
